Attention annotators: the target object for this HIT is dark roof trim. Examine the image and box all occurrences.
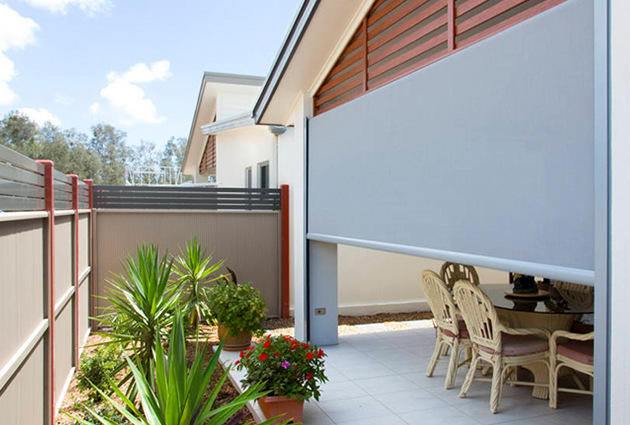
[253,0,321,125]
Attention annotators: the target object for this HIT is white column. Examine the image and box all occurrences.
[610,0,630,423]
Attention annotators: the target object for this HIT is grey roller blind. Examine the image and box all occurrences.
[307,0,594,284]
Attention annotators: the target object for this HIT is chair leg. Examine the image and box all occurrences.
[445,338,459,390]
[489,358,503,414]
[441,345,450,356]
[460,353,479,398]
[426,333,443,377]
[549,361,559,409]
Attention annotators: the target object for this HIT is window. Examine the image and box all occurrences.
[259,163,269,189]
[245,167,252,188]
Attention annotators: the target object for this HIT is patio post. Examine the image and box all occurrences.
[68,175,80,370]
[37,159,55,425]
[308,240,338,346]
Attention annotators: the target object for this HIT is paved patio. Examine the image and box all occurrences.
[219,323,593,425]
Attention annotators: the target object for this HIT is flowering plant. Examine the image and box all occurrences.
[235,334,327,402]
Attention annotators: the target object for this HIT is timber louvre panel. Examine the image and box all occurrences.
[314,0,569,115]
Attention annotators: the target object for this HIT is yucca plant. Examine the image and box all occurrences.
[173,237,225,328]
[65,312,289,425]
[96,244,183,384]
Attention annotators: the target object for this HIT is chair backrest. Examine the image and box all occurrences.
[453,280,501,353]
[440,262,480,290]
[555,281,594,308]
[421,270,460,336]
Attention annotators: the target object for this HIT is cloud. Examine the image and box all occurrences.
[19,0,112,16]
[0,4,39,105]
[19,107,61,126]
[91,60,171,125]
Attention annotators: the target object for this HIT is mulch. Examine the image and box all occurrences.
[57,311,433,425]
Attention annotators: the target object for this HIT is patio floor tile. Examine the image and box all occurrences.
[399,405,482,425]
[353,374,420,396]
[316,395,391,423]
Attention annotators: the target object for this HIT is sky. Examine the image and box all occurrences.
[0,0,302,147]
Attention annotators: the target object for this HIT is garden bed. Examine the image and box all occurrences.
[57,311,432,425]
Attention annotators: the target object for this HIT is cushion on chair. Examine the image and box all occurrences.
[558,340,594,365]
[477,333,548,356]
[440,318,469,339]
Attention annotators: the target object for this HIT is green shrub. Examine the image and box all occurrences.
[71,401,130,425]
[76,345,122,402]
[206,278,267,336]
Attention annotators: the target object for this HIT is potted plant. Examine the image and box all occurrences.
[236,334,328,424]
[206,273,267,351]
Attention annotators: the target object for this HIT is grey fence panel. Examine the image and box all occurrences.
[94,210,281,318]
[0,144,93,424]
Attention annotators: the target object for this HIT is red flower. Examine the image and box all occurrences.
[306,373,313,381]
[259,353,268,361]
[246,353,251,358]
[275,351,280,357]
[306,352,314,360]
[247,346,255,350]
[317,349,324,358]
[234,360,240,365]
[294,365,298,370]
[302,343,310,348]
[239,351,245,358]
[264,341,271,348]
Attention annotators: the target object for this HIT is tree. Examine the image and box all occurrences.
[90,123,129,185]
[160,136,187,169]
[0,111,40,158]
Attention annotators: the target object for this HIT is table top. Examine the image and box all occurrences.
[480,284,594,315]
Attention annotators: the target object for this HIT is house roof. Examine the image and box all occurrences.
[182,72,264,175]
[253,0,372,125]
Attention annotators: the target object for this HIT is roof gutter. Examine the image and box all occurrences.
[253,0,321,125]
[201,112,254,135]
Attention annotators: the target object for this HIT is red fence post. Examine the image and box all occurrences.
[83,179,94,330]
[281,185,290,318]
[37,160,55,425]
[68,175,80,370]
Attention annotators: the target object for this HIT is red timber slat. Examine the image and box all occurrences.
[368,10,447,66]
[314,0,569,116]
[456,0,530,35]
[457,0,568,49]
[368,0,408,27]
[368,31,447,79]
[368,0,446,54]
[368,0,431,36]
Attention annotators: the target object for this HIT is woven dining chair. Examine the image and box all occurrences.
[440,262,480,291]
[554,281,595,309]
[422,270,471,389]
[453,280,550,414]
[549,330,594,408]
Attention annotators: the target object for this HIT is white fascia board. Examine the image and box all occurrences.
[201,112,255,135]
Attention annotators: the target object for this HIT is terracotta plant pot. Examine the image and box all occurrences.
[217,323,252,351]
[257,395,304,425]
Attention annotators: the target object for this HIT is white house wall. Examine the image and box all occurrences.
[215,126,276,188]
[337,245,508,315]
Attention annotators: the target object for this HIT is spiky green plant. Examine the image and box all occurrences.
[96,244,183,383]
[65,312,288,425]
[173,237,225,328]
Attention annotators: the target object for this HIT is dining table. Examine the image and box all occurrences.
[479,283,594,399]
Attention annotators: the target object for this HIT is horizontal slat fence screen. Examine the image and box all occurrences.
[94,185,282,210]
[314,0,568,115]
[0,145,93,425]
[0,144,45,211]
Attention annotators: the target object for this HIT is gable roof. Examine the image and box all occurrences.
[253,0,372,125]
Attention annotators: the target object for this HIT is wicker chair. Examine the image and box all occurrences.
[549,330,594,408]
[554,281,594,309]
[453,280,550,414]
[440,262,480,291]
[422,270,471,389]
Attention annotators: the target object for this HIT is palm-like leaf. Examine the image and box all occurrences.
[64,312,290,425]
[96,244,183,383]
[173,238,225,327]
